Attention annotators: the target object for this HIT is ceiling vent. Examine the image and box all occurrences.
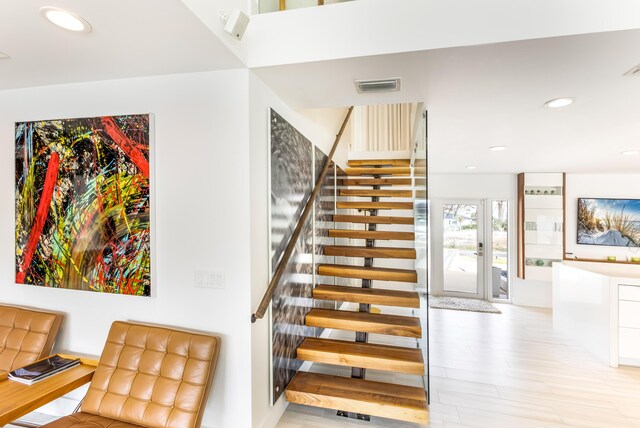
[355,78,401,94]
[623,64,640,77]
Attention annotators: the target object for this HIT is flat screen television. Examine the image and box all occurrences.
[577,198,640,247]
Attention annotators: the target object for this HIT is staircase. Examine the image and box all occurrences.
[285,158,429,424]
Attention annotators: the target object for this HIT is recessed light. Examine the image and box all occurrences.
[621,150,640,156]
[466,166,477,170]
[40,7,91,33]
[544,98,575,108]
[489,146,508,151]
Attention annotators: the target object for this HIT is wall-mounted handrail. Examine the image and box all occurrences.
[252,106,354,323]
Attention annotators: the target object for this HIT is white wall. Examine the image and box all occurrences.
[429,173,551,307]
[0,71,253,428]
[566,173,640,261]
[246,0,640,67]
[248,70,350,428]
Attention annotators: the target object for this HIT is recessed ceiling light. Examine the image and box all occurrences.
[621,150,640,156]
[40,7,91,33]
[0,52,9,59]
[544,98,575,108]
[465,166,477,170]
[489,146,508,151]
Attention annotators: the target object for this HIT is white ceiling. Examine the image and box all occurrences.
[1,2,639,175]
[253,29,640,174]
[0,0,243,90]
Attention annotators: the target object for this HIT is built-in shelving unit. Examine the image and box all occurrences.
[517,172,565,281]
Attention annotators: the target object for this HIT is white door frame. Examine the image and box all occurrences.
[431,199,485,300]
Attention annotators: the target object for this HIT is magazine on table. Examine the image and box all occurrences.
[8,355,81,385]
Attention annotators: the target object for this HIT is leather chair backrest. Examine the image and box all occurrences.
[0,304,63,373]
[82,321,221,428]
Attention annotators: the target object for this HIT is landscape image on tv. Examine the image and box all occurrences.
[578,198,640,247]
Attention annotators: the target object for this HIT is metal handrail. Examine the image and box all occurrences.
[251,106,354,323]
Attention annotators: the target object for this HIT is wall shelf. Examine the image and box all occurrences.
[564,257,640,266]
[517,173,566,281]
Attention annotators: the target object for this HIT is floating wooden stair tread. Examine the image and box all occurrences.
[297,337,424,375]
[286,372,428,424]
[339,189,413,198]
[346,167,411,176]
[348,159,411,167]
[332,214,414,225]
[324,245,416,259]
[329,229,415,241]
[318,264,418,283]
[306,309,422,338]
[341,178,413,186]
[314,284,420,308]
[337,201,413,210]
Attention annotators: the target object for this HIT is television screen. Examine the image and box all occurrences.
[577,198,640,247]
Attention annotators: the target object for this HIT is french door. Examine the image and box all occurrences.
[433,200,485,299]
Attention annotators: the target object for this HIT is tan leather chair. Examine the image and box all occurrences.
[43,321,221,428]
[0,304,63,373]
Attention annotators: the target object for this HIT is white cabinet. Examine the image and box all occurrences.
[619,284,640,364]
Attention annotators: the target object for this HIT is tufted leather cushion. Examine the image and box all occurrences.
[41,412,143,428]
[0,304,63,373]
[76,321,220,428]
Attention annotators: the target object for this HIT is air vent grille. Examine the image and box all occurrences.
[623,64,640,77]
[355,78,401,93]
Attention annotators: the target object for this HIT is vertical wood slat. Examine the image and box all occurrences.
[279,0,286,11]
[517,173,525,279]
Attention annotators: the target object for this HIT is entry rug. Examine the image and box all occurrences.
[429,296,501,314]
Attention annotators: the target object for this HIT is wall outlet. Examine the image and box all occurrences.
[195,269,225,289]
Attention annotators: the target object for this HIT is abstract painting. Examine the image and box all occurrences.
[578,198,640,247]
[15,114,151,296]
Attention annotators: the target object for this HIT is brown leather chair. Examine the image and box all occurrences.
[43,321,221,428]
[0,304,63,373]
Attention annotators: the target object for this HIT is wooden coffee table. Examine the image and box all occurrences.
[0,355,98,426]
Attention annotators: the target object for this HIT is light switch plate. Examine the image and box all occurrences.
[195,269,225,289]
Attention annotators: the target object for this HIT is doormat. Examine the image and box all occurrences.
[429,296,501,314]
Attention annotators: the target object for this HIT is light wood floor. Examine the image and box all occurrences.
[278,303,640,428]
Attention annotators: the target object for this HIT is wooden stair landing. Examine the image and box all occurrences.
[318,264,418,283]
[313,284,420,308]
[297,337,424,375]
[332,214,414,225]
[340,177,413,186]
[328,229,415,241]
[348,159,411,167]
[306,308,422,338]
[324,245,416,259]
[346,167,411,176]
[336,201,413,210]
[286,372,428,424]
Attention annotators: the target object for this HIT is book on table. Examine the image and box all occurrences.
[8,355,81,385]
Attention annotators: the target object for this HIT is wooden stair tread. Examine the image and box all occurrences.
[286,372,428,424]
[324,245,416,259]
[337,201,413,210]
[341,178,413,186]
[306,308,422,338]
[348,159,411,167]
[329,229,415,241]
[318,264,417,283]
[346,167,411,176]
[332,214,414,225]
[339,189,413,198]
[297,337,424,374]
[314,284,420,308]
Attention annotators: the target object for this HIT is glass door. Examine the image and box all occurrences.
[441,201,484,299]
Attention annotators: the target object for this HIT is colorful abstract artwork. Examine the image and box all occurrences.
[15,114,151,296]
